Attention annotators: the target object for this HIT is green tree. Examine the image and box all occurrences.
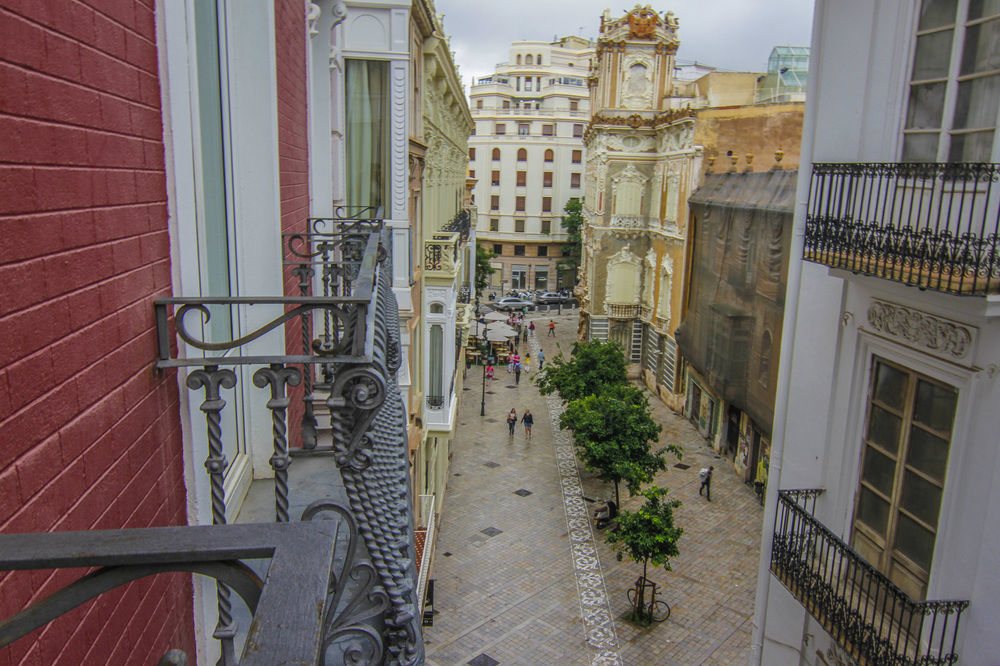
[475,244,496,298]
[558,384,676,505]
[555,197,583,285]
[606,486,683,622]
[534,339,628,403]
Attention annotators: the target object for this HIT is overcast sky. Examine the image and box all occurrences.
[433,1,814,90]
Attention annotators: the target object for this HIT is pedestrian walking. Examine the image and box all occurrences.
[486,364,495,381]
[522,409,534,438]
[514,362,521,385]
[538,349,545,369]
[529,321,535,336]
[524,352,531,374]
[507,356,513,373]
[507,409,517,437]
[548,320,556,337]
[699,466,714,501]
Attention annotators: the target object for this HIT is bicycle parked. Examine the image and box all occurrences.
[627,575,670,623]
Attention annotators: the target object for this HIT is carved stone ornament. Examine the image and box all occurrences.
[627,5,661,39]
[866,299,976,362]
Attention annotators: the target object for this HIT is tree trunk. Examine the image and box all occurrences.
[614,480,620,507]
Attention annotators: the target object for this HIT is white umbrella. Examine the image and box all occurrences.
[486,329,513,342]
[486,323,517,337]
[483,311,507,321]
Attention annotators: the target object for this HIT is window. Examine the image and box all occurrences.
[525,79,532,92]
[544,149,554,162]
[572,149,582,163]
[490,219,499,231]
[476,99,483,109]
[852,358,957,599]
[469,169,475,178]
[515,219,525,232]
[492,147,500,161]
[571,173,581,188]
[491,170,500,186]
[543,172,553,187]
[495,123,506,135]
[516,54,522,65]
[573,124,584,137]
[541,219,551,234]
[517,148,527,161]
[518,123,530,135]
[513,245,525,256]
[537,246,548,257]
[502,99,510,109]
[515,196,526,212]
[537,54,542,65]
[526,54,533,65]
[542,124,554,136]
[542,197,552,212]
[469,147,475,160]
[493,243,502,255]
[902,2,1000,161]
[490,195,499,210]
[346,60,389,209]
[570,99,579,111]
[516,171,527,186]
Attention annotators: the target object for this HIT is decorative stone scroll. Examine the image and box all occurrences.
[866,299,975,362]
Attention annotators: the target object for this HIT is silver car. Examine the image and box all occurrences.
[493,296,535,311]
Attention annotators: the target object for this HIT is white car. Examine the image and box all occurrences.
[493,297,535,311]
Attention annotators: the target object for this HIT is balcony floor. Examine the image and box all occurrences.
[805,249,1000,295]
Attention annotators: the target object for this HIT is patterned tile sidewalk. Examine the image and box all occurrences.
[423,311,763,665]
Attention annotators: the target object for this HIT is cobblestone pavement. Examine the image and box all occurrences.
[423,310,763,665]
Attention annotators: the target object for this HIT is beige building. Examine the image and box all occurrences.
[469,36,594,292]
[577,6,701,406]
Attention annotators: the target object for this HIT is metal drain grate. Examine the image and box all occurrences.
[673,463,691,470]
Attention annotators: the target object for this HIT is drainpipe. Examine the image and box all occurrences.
[748,1,825,662]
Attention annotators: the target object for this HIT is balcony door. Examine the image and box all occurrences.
[852,357,957,600]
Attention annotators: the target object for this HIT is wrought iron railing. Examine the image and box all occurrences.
[804,162,1000,295]
[441,208,471,242]
[424,234,460,274]
[414,494,436,611]
[457,284,471,304]
[2,212,424,664]
[771,489,968,665]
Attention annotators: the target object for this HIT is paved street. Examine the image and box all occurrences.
[423,310,764,665]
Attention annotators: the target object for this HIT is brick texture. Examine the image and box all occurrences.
[274,0,310,446]
[0,2,194,664]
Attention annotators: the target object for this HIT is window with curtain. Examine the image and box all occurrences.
[346,59,388,208]
[545,149,554,162]
[902,0,1000,161]
[429,324,443,399]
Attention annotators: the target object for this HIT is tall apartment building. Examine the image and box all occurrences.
[469,36,593,292]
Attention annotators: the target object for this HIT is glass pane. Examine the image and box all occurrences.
[903,132,941,161]
[345,60,388,209]
[919,0,958,30]
[961,18,1000,74]
[868,406,902,453]
[857,486,891,536]
[900,469,943,525]
[949,129,996,160]
[969,0,1000,20]
[429,325,443,396]
[952,75,1000,129]
[913,379,957,433]
[861,446,897,496]
[912,30,954,80]
[873,362,907,409]
[906,82,947,129]
[895,512,936,570]
[907,426,950,481]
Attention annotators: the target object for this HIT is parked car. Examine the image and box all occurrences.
[536,291,566,304]
[493,296,536,311]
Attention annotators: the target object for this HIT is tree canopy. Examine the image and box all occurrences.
[474,244,496,297]
[558,383,670,504]
[555,197,583,280]
[606,485,683,578]
[534,338,628,403]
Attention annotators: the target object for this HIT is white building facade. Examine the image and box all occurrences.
[753,1,1000,663]
[468,36,593,292]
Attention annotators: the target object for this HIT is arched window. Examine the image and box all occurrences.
[516,54,522,65]
[429,324,443,403]
[543,149,553,162]
[430,302,444,314]
[537,54,542,64]
[526,54,533,65]
[517,148,527,161]
[492,147,500,161]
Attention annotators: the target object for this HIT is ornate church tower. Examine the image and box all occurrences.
[578,5,700,406]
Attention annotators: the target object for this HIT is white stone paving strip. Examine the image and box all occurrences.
[532,337,623,666]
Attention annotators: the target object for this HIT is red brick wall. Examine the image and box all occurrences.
[275,0,310,443]
[0,1,194,664]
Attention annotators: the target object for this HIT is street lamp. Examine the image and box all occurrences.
[480,337,490,416]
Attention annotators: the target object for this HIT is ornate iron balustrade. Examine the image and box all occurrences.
[457,284,471,304]
[771,489,968,665]
[426,395,444,409]
[2,217,425,664]
[441,208,471,242]
[424,234,460,275]
[804,162,1000,295]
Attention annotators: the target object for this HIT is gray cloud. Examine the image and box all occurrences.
[433,1,814,89]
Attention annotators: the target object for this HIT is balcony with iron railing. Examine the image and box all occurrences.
[0,207,425,664]
[771,489,968,665]
[804,162,1000,295]
[424,209,472,282]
